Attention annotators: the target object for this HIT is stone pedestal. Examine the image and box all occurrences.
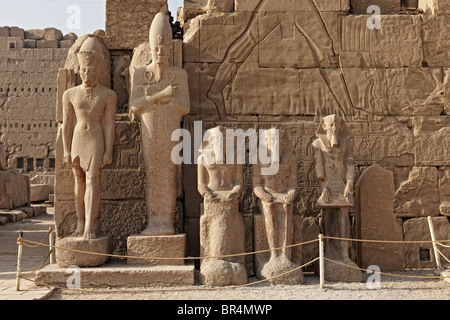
[199,197,248,286]
[56,235,113,268]
[35,260,195,288]
[127,234,187,265]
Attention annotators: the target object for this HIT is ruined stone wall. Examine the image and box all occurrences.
[0,27,76,173]
[181,0,450,271]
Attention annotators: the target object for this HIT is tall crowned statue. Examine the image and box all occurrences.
[130,12,190,235]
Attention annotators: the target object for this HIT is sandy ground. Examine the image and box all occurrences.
[46,270,450,300]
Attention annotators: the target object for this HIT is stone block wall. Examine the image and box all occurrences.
[0,27,76,174]
[181,0,450,271]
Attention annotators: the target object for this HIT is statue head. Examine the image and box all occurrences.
[77,37,104,87]
[316,115,348,148]
[149,12,173,66]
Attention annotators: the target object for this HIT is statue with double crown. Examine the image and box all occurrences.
[126,12,190,266]
[312,115,363,282]
[130,12,190,236]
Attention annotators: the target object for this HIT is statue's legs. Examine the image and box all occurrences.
[262,201,279,260]
[84,167,102,239]
[321,207,352,262]
[72,158,86,237]
[140,111,177,235]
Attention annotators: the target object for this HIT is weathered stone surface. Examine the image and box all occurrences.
[0,26,10,37]
[340,15,422,68]
[351,0,401,13]
[44,28,63,41]
[387,68,444,116]
[25,29,45,40]
[55,235,113,268]
[0,170,30,209]
[127,234,186,265]
[419,0,450,15]
[30,184,52,202]
[9,27,24,39]
[234,0,350,13]
[35,261,195,288]
[439,168,450,216]
[356,164,405,271]
[413,116,450,166]
[0,209,27,223]
[105,0,168,50]
[403,217,450,269]
[394,167,439,217]
[422,15,450,67]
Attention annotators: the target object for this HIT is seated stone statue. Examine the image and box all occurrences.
[197,126,248,286]
[253,128,303,284]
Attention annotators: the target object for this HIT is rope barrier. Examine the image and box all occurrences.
[437,242,450,248]
[323,258,450,279]
[322,236,450,244]
[17,258,319,294]
[20,237,320,261]
[20,229,52,248]
[14,228,450,294]
[436,247,450,265]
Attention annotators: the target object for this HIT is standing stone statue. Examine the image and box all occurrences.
[253,128,303,285]
[62,36,117,240]
[197,126,247,286]
[312,115,363,282]
[57,36,117,267]
[129,12,190,235]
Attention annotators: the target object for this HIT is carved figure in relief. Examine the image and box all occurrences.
[205,0,361,119]
[62,37,117,239]
[129,12,190,235]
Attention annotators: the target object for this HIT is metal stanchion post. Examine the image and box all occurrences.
[319,234,325,289]
[49,226,55,264]
[427,216,442,270]
[16,230,24,291]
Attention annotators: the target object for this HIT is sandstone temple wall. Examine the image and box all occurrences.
[2,0,450,274]
[0,27,76,174]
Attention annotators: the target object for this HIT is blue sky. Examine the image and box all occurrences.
[0,0,183,37]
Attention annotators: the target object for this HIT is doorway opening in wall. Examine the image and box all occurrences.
[26,158,33,172]
[419,248,431,262]
[16,157,23,169]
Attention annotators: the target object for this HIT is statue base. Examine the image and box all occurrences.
[55,234,113,268]
[261,255,304,285]
[199,259,248,287]
[35,260,195,288]
[127,234,186,265]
